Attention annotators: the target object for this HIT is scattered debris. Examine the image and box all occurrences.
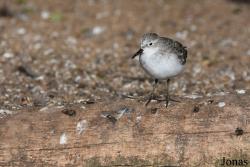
[92,26,105,35]
[218,102,226,108]
[184,94,203,99]
[76,120,87,135]
[33,95,49,107]
[16,27,26,35]
[232,7,242,14]
[247,49,250,56]
[175,30,188,40]
[116,107,133,119]
[76,99,95,104]
[66,36,77,46]
[50,12,63,22]
[39,106,63,113]
[41,10,50,19]
[3,52,14,59]
[43,48,54,56]
[101,112,117,124]
[0,4,13,17]
[235,127,244,136]
[20,96,32,106]
[17,65,38,78]
[83,26,105,37]
[59,133,67,144]
[61,108,76,116]
[0,109,15,118]
[96,11,109,19]
[190,25,197,32]
[125,28,134,40]
[136,116,142,123]
[192,105,200,113]
[207,99,214,104]
[210,92,229,96]
[219,38,237,47]
[236,89,246,95]
[151,108,158,114]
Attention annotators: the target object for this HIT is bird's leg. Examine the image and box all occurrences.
[145,79,158,106]
[165,79,180,108]
[165,79,170,108]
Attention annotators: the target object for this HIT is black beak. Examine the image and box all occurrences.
[131,48,143,59]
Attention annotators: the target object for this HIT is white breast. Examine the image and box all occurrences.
[139,48,184,80]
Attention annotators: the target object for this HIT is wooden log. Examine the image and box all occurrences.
[0,93,250,167]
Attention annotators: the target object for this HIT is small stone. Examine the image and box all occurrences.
[41,10,50,19]
[247,49,250,56]
[3,52,14,58]
[43,48,54,56]
[218,102,225,108]
[116,107,132,119]
[151,108,158,114]
[175,30,188,40]
[76,120,87,135]
[192,105,200,113]
[136,116,142,123]
[17,65,38,78]
[16,28,26,35]
[66,36,77,45]
[236,89,246,94]
[184,94,203,99]
[0,109,14,118]
[92,26,105,35]
[101,112,117,124]
[190,25,197,32]
[96,11,109,19]
[60,133,67,144]
[235,128,244,136]
[74,76,82,83]
[61,108,76,116]
[220,38,237,47]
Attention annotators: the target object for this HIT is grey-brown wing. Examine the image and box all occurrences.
[173,40,187,65]
[159,37,188,65]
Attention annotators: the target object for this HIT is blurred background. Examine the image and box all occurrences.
[0,0,250,110]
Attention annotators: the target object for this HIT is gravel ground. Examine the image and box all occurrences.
[0,0,250,112]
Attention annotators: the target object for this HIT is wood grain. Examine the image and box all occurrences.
[0,94,250,167]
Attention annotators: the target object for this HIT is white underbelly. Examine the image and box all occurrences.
[140,52,184,79]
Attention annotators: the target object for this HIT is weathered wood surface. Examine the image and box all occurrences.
[0,93,250,167]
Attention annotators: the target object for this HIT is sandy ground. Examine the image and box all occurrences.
[0,0,250,111]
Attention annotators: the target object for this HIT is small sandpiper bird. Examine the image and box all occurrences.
[132,33,187,108]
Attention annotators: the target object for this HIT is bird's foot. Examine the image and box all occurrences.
[145,93,156,106]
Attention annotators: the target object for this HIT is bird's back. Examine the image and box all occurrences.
[158,37,188,65]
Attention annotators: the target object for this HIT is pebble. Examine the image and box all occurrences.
[66,36,77,45]
[59,133,67,144]
[175,30,188,40]
[76,120,87,135]
[218,102,226,108]
[3,52,14,59]
[0,109,14,118]
[184,94,203,99]
[136,116,142,123]
[247,49,250,56]
[236,89,246,94]
[92,26,105,35]
[41,11,50,20]
[16,28,26,35]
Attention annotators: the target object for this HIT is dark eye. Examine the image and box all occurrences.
[149,43,152,46]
